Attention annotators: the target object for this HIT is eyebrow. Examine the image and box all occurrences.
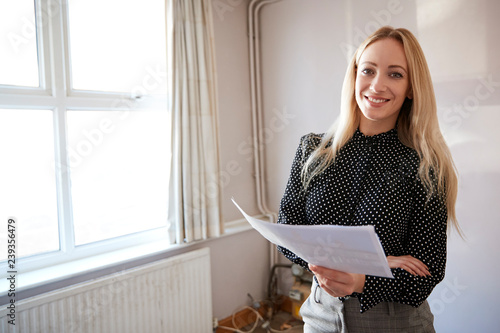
[360,61,408,74]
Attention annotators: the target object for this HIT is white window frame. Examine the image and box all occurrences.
[1,0,170,277]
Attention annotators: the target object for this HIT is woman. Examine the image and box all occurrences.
[277,26,460,332]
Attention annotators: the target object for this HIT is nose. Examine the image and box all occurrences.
[370,74,387,93]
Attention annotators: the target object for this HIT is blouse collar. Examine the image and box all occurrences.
[352,127,398,144]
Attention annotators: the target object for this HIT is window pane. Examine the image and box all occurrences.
[0,110,59,260]
[67,0,167,94]
[0,0,39,87]
[67,110,170,245]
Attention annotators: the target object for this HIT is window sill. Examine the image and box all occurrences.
[0,216,260,299]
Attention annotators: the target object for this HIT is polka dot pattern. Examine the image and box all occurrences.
[277,129,447,313]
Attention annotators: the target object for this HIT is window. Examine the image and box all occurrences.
[0,1,39,87]
[0,0,170,272]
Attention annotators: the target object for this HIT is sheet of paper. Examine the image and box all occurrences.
[232,198,393,278]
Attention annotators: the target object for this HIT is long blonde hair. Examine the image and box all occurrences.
[302,26,461,235]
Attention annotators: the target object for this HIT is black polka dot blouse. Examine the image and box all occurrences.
[278,128,447,313]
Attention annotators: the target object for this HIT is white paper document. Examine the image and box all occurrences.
[232,198,393,278]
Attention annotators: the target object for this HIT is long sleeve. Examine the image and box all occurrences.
[357,175,447,312]
[277,134,322,269]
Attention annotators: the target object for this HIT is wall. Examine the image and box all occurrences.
[257,0,500,332]
[211,0,272,317]
[212,0,261,220]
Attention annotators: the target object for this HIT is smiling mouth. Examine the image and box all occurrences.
[365,96,390,103]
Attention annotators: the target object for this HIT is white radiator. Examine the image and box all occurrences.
[0,247,212,333]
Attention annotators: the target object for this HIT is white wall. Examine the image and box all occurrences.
[211,0,272,319]
[212,0,261,220]
[255,0,500,332]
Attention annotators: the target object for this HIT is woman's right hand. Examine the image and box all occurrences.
[387,255,431,277]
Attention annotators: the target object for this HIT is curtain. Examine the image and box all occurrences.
[166,0,223,244]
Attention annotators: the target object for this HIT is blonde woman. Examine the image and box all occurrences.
[278,26,460,333]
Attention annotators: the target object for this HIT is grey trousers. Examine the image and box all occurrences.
[300,278,435,333]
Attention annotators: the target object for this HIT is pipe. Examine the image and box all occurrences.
[248,0,283,268]
[267,264,292,299]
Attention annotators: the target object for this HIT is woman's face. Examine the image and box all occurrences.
[355,38,411,135]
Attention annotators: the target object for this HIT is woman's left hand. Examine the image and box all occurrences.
[308,264,366,297]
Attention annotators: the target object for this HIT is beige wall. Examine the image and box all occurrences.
[211,0,271,319]
[252,0,500,332]
[212,0,260,221]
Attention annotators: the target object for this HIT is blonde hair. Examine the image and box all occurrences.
[302,26,461,235]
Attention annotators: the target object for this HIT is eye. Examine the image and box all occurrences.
[361,68,374,75]
[390,72,404,79]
